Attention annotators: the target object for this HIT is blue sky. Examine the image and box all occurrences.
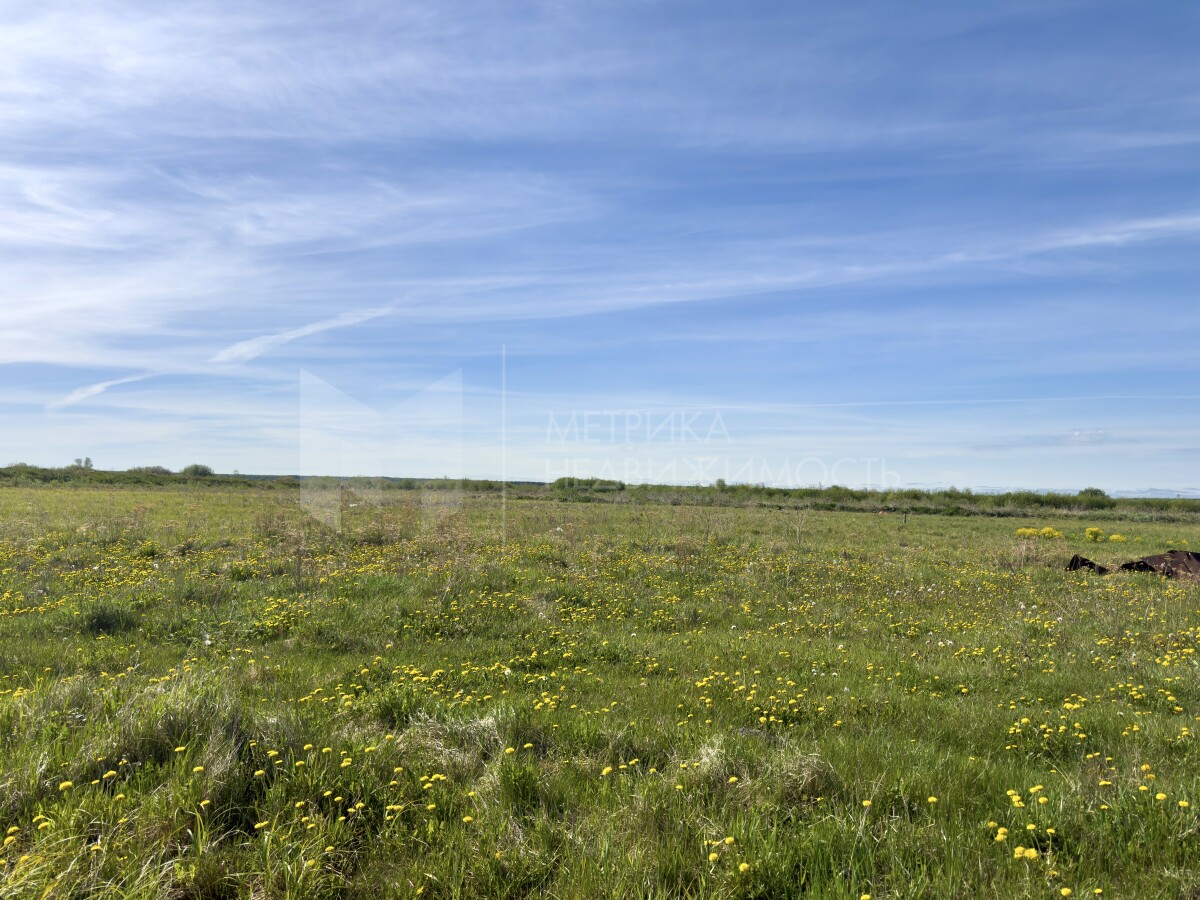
[2,1,1199,491]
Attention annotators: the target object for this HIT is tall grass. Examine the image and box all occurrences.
[0,488,1196,897]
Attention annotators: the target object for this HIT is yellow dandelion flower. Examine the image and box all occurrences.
[58,781,73,792]
[708,852,719,862]
[739,862,750,873]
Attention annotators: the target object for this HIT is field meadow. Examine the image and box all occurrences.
[0,486,1197,898]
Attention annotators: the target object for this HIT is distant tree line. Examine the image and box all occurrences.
[2,464,1197,521]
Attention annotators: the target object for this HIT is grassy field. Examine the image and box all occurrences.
[0,487,1197,898]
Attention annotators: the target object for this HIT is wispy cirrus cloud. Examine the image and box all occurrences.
[211,307,394,364]
[45,374,156,410]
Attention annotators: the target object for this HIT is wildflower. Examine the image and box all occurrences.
[1179,800,1190,809]
[927,796,937,804]
[462,815,474,823]
[728,776,739,784]
[708,852,719,862]
[523,743,533,749]
[739,862,750,873]
[254,821,269,830]
[505,747,515,755]
[1156,793,1167,801]
[1061,890,1073,898]
[601,766,613,777]
[724,837,735,845]
[58,781,73,792]
[192,766,204,774]
[861,800,871,808]
[174,746,187,753]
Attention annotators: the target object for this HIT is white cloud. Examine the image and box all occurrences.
[211,307,393,364]
[46,374,154,410]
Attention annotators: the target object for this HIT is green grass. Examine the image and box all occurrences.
[0,487,1196,898]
